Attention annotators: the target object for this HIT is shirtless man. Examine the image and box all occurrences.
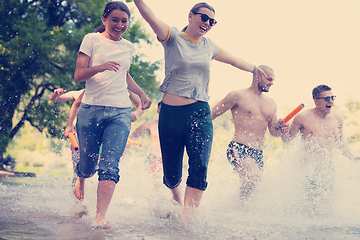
[281,84,359,160]
[280,85,359,214]
[127,102,162,175]
[211,65,284,199]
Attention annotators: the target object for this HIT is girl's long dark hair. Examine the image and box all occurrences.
[94,1,131,33]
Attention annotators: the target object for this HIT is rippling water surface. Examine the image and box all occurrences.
[2,142,360,239]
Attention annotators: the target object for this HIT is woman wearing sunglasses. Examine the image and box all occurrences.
[131,0,265,222]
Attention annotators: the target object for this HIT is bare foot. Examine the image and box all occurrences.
[74,177,85,201]
[182,207,195,229]
[95,215,113,229]
[182,206,191,223]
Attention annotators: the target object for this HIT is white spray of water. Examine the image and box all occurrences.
[2,137,360,238]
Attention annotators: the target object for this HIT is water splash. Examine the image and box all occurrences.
[2,139,360,239]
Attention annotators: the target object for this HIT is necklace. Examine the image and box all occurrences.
[106,32,122,41]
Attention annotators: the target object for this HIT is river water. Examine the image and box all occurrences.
[2,141,360,239]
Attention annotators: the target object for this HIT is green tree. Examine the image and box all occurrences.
[0,0,160,169]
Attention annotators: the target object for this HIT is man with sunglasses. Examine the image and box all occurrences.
[281,84,357,161]
[281,85,359,214]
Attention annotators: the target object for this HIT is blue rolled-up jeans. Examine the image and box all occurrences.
[76,103,131,183]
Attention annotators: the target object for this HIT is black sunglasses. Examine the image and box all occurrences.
[193,13,217,26]
[316,96,336,102]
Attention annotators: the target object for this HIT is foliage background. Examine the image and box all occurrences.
[5,99,360,176]
[2,0,360,174]
[0,0,162,169]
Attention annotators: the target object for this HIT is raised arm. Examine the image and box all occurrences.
[211,91,237,121]
[129,90,144,122]
[133,0,169,40]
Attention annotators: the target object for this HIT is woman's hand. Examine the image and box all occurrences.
[98,61,121,73]
[140,93,152,110]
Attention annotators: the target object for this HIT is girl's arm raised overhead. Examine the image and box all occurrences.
[133,0,169,41]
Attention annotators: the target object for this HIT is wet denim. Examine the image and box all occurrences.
[158,101,213,191]
[76,103,131,183]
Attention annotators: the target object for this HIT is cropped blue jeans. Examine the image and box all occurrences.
[76,103,131,183]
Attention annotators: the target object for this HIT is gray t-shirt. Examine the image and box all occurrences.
[159,27,223,102]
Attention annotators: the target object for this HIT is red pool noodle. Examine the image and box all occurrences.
[283,103,305,123]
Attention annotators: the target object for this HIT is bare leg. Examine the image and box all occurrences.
[236,157,261,200]
[96,180,116,228]
[170,186,183,207]
[182,186,203,222]
[71,137,80,187]
[239,178,257,200]
[74,177,85,201]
